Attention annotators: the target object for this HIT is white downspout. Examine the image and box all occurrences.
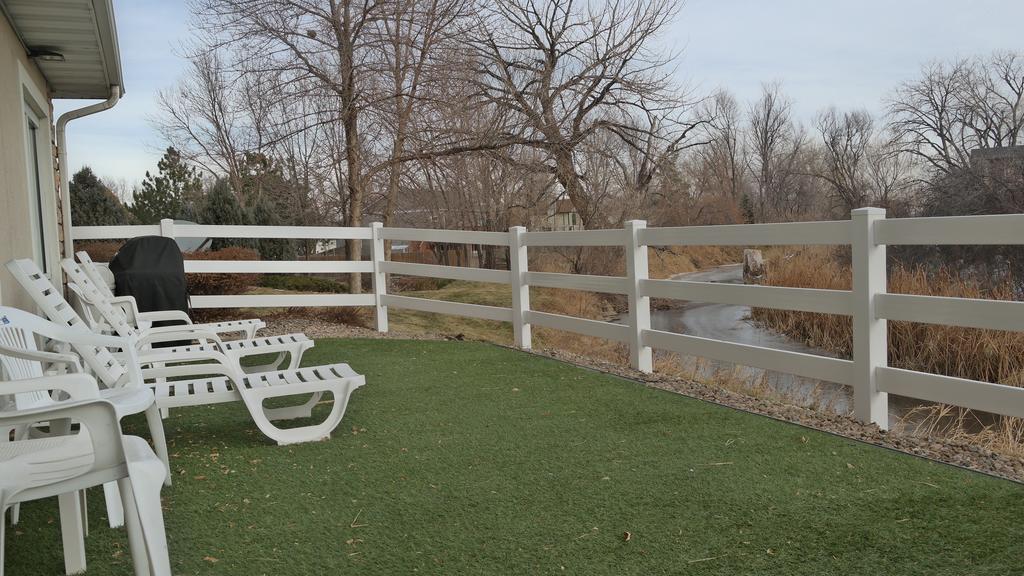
[56,84,122,262]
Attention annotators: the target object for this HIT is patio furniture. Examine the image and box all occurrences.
[1,305,170,530]
[5,262,366,446]
[0,375,170,576]
[76,250,264,340]
[14,258,312,375]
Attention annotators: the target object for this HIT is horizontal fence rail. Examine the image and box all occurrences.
[642,329,856,386]
[874,214,1024,245]
[380,294,513,323]
[381,227,510,246]
[524,272,630,294]
[67,210,1024,427]
[641,279,853,315]
[381,261,511,284]
[640,220,851,246]
[184,260,373,274]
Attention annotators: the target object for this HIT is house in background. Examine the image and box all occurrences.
[0,0,123,310]
[970,145,1024,187]
[545,195,582,231]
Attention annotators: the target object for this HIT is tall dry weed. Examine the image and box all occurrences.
[752,248,1024,454]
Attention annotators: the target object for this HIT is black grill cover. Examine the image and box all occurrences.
[109,236,190,322]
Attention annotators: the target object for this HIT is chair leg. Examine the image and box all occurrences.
[144,406,172,486]
[1,498,7,576]
[79,490,89,537]
[126,466,171,576]
[118,479,151,576]
[103,482,125,528]
[58,492,86,575]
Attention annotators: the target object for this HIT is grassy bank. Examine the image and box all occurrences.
[7,339,1023,575]
[751,248,1024,454]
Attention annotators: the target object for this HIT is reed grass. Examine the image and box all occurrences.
[751,248,1024,455]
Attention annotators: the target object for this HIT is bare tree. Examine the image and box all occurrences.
[746,82,806,221]
[889,51,1024,178]
[154,49,249,194]
[470,0,687,229]
[816,108,916,214]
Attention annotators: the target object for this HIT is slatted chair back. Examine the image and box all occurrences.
[5,259,135,389]
[62,258,138,338]
[75,251,116,300]
[0,310,50,410]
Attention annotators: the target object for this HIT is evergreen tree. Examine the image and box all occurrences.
[199,178,252,250]
[130,147,202,224]
[69,167,129,226]
[250,196,295,260]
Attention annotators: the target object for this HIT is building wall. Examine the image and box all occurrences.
[0,14,57,310]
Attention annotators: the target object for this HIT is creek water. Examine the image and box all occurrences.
[644,264,923,423]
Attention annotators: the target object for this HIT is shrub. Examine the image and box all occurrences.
[390,276,455,292]
[261,274,347,293]
[185,247,261,295]
[75,241,123,263]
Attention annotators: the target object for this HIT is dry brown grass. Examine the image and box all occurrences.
[752,248,1024,455]
[523,246,740,365]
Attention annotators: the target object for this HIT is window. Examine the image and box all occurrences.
[19,62,57,277]
[25,114,47,270]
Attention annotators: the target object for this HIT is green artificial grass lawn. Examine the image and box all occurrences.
[6,339,1024,575]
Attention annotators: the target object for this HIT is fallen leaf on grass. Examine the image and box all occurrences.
[203,556,219,563]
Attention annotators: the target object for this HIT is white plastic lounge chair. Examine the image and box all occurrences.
[75,250,263,340]
[0,380,171,576]
[12,258,312,374]
[5,264,365,446]
[1,305,171,530]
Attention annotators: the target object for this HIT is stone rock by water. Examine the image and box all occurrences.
[743,249,765,284]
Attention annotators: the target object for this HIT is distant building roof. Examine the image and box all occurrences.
[552,198,576,214]
[970,145,1024,164]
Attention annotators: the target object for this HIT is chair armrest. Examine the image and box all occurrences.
[135,327,224,351]
[137,310,193,324]
[0,344,83,373]
[110,296,140,326]
[137,349,244,382]
[0,373,101,401]
[0,399,124,471]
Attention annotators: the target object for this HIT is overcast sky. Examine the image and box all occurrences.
[55,0,1024,189]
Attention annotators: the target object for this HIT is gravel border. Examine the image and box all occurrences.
[261,316,1024,483]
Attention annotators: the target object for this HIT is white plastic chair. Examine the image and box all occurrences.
[5,262,366,446]
[76,250,264,339]
[0,378,171,576]
[0,306,170,531]
[61,257,312,374]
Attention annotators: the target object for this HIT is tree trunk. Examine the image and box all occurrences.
[551,146,599,229]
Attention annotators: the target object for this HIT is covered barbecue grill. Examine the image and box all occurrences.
[108,236,190,324]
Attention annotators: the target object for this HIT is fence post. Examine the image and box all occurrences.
[159,218,175,240]
[370,222,388,333]
[509,226,531,349]
[852,207,888,429]
[625,220,653,373]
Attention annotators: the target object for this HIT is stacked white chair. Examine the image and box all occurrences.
[76,250,264,339]
[63,257,312,374]
[1,306,169,531]
[0,310,170,575]
[7,259,366,446]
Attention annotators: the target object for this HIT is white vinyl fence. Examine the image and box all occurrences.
[71,208,1024,429]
